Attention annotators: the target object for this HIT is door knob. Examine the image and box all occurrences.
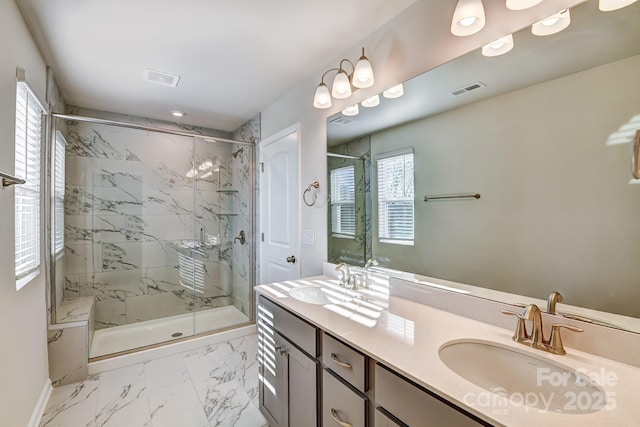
[286,255,296,263]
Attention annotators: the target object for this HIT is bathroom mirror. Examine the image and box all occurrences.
[327,0,640,330]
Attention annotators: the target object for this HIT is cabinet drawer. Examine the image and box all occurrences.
[374,408,404,427]
[375,364,483,427]
[322,332,367,392]
[258,295,318,357]
[323,370,367,427]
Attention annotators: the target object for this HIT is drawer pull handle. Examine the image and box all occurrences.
[330,353,352,369]
[330,408,352,427]
[274,346,286,356]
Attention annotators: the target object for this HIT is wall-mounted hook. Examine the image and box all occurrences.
[303,181,320,206]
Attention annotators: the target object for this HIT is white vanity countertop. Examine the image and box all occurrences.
[255,276,640,427]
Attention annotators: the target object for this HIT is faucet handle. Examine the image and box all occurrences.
[500,309,529,343]
[548,323,583,355]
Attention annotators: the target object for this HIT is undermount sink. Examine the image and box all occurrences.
[288,285,354,305]
[439,340,606,414]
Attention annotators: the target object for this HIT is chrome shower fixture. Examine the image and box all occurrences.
[232,148,244,158]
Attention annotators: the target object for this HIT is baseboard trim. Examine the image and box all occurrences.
[28,378,52,427]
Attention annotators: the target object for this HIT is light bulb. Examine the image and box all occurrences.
[532,9,570,36]
[599,0,637,11]
[505,0,543,10]
[342,104,359,116]
[481,34,514,57]
[451,0,486,36]
[383,84,404,99]
[361,95,380,108]
[313,83,332,109]
[331,70,352,99]
[353,49,374,89]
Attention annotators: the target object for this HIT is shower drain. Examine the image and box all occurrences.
[171,332,183,338]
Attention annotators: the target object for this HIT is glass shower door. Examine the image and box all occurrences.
[192,137,253,335]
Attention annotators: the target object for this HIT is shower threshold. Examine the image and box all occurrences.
[90,305,248,359]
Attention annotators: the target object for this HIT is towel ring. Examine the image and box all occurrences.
[303,181,320,206]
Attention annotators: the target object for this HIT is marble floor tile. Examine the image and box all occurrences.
[40,334,267,427]
[40,378,100,427]
[144,354,189,391]
[148,380,209,427]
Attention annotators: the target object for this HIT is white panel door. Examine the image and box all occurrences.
[259,126,300,284]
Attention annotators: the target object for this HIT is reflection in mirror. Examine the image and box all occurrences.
[327,0,640,331]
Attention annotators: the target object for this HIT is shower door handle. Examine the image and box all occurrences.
[286,256,296,264]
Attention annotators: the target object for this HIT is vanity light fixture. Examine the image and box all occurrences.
[383,84,404,99]
[361,94,380,108]
[451,0,486,36]
[531,9,571,36]
[170,110,186,117]
[342,104,359,116]
[506,0,543,10]
[481,34,514,57]
[599,0,638,11]
[313,47,375,109]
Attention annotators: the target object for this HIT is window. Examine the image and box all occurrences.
[14,80,44,289]
[329,165,356,237]
[377,150,414,245]
[54,131,67,255]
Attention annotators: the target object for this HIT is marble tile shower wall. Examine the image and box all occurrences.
[231,114,260,316]
[62,113,249,330]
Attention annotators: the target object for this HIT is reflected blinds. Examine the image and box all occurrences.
[377,151,414,244]
[330,165,356,236]
[54,132,66,254]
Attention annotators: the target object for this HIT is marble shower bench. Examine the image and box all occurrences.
[47,297,95,387]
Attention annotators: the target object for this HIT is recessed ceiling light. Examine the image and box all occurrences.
[170,110,186,117]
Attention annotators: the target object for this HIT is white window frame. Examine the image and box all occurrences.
[329,165,356,238]
[14,72,46,290]
[53,131,67,257]
[376,149,415,246]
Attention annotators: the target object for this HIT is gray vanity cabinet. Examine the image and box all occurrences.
[258,296,319,427]
[375,364,486,426]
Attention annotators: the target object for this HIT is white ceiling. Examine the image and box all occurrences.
[14,0,417,131]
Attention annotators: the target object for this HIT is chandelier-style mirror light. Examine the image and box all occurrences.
[451,0,486,36]
[313,47,375,109]
[599,0,638,11]
[506,0,543,10]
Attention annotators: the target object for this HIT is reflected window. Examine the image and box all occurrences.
[376,150,414,245]
[329,165,356,237]
[54,131,67,255]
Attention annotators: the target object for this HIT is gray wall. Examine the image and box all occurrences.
[371,55,640,317]
[0,0,50,424]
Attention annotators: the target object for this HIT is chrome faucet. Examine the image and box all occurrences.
[502,303,583,355]
[335,263,351,287]
[547,291,564,315]
[364,258,379,270]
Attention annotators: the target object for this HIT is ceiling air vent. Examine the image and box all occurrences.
[143,68,181,88]
[450,81,486,96]
[329,116,355,126]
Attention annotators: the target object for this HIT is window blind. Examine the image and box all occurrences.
[377,151,414,244]
[330,165,356,236]
[54,132,66,255]
[15,82,43,286]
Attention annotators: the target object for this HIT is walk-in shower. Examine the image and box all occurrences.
[50,112,255,359]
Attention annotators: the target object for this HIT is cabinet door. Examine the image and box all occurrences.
[287,340,319,427]
[259,329,288,427]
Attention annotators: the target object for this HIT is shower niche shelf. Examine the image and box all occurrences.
[217,189,239,194]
